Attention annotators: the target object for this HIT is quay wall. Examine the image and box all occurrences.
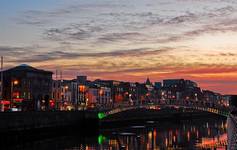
[0,111,99,134]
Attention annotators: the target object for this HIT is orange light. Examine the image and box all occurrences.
[153,129,157,137]
[79,85,85,92]
[13,80,19,85]
[99,89,103,95]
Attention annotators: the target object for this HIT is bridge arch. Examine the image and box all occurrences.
[98,104,229,120]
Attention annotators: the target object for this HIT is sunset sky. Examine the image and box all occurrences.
[1,0,237,94]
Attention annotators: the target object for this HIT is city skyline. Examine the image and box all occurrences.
[1,64,229,96]
[1,0,237,94]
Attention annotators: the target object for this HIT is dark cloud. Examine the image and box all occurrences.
[16,9,71,26]
[157,5,237,43]
[101,11,164,29]
[97,32,145,43]
[7,46,172,64]
[212,6,235,16]
[157,19,237,43]
[206,52,237,57]
[15,0,237,46]
[16,2,128,26]
[44,23,103,42]
[164,12,197,24]
[0,45,40,56]
[44,25,148,44]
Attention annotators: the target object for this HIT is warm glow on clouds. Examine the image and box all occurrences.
[1,0,237,94]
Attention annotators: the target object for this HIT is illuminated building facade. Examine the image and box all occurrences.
[94,79,124,104]
[2,64,52,111]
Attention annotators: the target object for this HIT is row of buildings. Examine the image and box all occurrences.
[0,65,231,111]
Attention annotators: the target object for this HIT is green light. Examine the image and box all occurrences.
[98,112,106,120]
[98,134,107,145]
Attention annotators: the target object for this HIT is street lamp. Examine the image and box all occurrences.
[110,99,113,108]
[13,80,18,85]
[99,89,103,106]
[129,94,133,105]
[64,85,69,110]
[195,93,198,102]
[86,98,89,109]
[11,79,19,108]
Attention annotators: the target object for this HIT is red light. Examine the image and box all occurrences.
[49,100,55,107]
[0,100,10,105]
[13,98,23,102]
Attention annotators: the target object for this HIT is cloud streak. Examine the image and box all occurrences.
[2,0,237,94]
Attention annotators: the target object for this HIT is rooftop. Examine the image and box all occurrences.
[4,64,53,74]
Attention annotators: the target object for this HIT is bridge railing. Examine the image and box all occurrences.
[98,101,230,118]
[101,100,230,111]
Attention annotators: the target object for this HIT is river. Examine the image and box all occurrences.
[6,117,227,150]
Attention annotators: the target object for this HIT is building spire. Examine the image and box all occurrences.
[145,77,152,85]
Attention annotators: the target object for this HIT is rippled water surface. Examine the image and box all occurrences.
[8,118,227,150]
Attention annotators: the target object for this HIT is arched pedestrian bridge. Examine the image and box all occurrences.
[97,103,230,120]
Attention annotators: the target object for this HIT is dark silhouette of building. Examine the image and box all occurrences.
[77,76,87,85]
[2,64,52,111]
[154,82,162,89]
[230,95,237,108]
[163,79,185,89]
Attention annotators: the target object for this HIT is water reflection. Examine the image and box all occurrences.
[80,118,227,150]
[4,118,227,150]
[96,120,225,150]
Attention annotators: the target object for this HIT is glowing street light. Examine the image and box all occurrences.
[13,80,19,85]
[11,79,19,108]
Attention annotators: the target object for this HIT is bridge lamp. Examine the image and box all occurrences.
[98,112,106,120]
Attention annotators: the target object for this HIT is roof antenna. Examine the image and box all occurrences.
[60,70,63,82]
[0,56,3,100]
[56,69,58,80]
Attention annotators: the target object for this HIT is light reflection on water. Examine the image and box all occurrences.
[6,118,227,150]
[87,118,227,150]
